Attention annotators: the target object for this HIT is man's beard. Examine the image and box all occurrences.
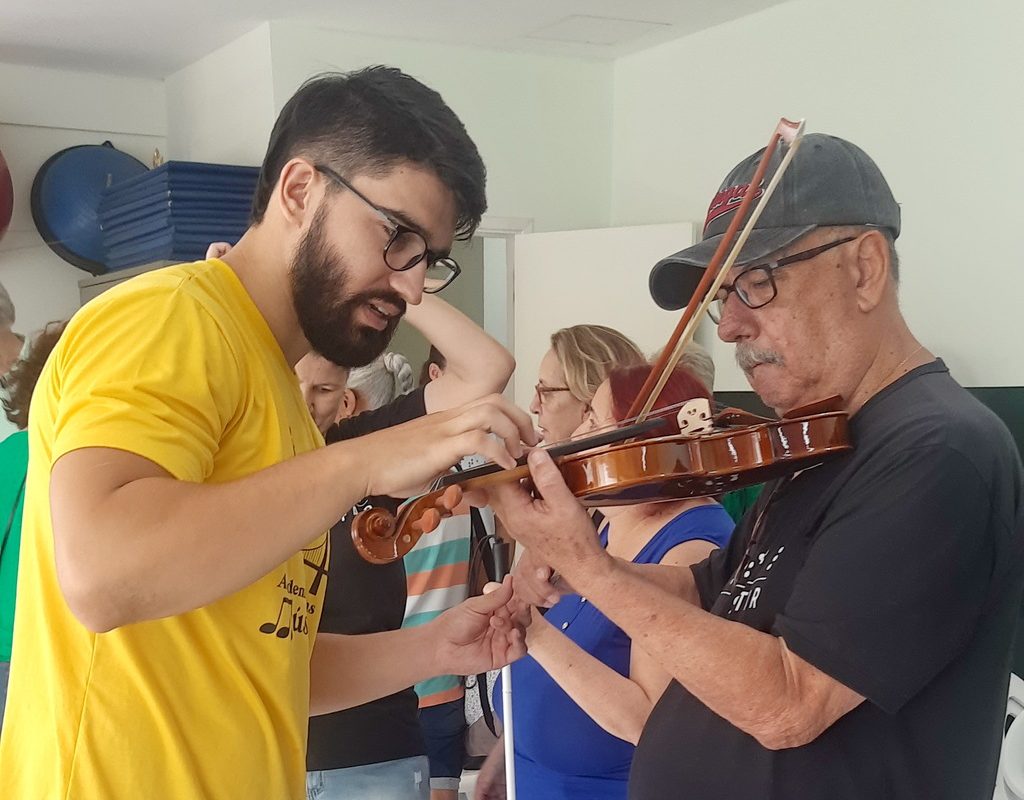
[289,207,406,368]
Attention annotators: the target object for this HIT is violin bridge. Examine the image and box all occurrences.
[677,399,713,436]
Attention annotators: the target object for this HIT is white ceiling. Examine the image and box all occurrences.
[0,0,788,79]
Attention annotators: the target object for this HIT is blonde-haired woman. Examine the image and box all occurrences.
[530,325,645,444]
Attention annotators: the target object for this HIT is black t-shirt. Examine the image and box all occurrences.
[306,388,428,771]
[630,360,1024,800]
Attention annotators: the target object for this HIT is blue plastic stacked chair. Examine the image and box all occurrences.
[99,161,259,270]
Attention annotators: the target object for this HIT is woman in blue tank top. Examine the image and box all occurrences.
[480,364,735,800]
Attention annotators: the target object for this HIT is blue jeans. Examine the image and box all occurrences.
[306,755,430,800]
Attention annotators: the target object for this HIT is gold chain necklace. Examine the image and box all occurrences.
[855,343,927,409]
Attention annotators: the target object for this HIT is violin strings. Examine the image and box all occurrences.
[538,396,736,450]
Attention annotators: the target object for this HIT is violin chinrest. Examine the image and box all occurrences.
[782,395,844,419]
[713,407,775,427]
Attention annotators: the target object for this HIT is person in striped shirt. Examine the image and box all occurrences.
[405,347,499,800]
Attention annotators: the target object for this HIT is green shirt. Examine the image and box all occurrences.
[0,388,19,443]
[0,429,27,661]
[720,483,764,524]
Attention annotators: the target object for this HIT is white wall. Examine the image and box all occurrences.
[269,22,613,233]
[482,236,510,349]
[165,23,275,165]
[164,23,613,232]
[512,222,695,408]
[0,62,166,336]
[611,0,1024,389]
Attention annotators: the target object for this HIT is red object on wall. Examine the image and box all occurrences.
[0,148,13,243]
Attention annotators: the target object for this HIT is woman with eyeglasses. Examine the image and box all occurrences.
[476,364,735,800]
[529,325,646,445]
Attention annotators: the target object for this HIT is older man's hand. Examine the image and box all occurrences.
[510,548,576,609]
[511,549,561,609]
[489,449,612,589]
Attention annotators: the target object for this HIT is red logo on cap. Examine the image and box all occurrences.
[704,182,763,231]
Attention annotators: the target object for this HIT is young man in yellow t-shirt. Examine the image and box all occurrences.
[0,67,532,800]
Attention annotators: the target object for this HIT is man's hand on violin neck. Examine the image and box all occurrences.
[491,449,611,585]
[348,394,538,498]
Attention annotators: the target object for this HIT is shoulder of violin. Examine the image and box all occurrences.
[710,395,847,430]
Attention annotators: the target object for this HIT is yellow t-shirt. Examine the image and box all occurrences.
[0,259,327,799]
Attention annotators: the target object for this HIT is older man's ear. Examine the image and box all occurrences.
[335,389,358,423]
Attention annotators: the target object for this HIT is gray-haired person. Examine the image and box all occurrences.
[499,133,1023,800]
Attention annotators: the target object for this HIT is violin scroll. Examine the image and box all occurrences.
[352,484,463,565]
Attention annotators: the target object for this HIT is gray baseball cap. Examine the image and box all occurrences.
[649,133,901,310]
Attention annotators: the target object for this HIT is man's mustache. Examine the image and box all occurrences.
[736,345,784,372]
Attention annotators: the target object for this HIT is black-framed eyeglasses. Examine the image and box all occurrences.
[314,164,461,294]
[708,236,857,324]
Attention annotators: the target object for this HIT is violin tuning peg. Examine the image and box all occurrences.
[436,484,463,512]
[413,508,442,534]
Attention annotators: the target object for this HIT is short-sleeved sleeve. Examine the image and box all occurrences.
[774,444,996,713]
[690,546,732,610]
[49,285,241,483]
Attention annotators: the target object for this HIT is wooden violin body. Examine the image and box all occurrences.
[558,410,849,505]
[352,408,851,564]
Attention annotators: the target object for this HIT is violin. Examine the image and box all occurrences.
[352,400,850,564]
[352,116,852,565]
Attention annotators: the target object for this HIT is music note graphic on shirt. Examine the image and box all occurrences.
[259,597,293,638]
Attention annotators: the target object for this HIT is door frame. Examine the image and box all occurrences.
[475,215,532,368]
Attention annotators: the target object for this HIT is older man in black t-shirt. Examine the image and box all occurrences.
[490,134,1024,800]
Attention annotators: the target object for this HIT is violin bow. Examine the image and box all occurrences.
[628,118,806,424]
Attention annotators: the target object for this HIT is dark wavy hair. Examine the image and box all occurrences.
[251,67,487,239]
[3,320,67,429]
